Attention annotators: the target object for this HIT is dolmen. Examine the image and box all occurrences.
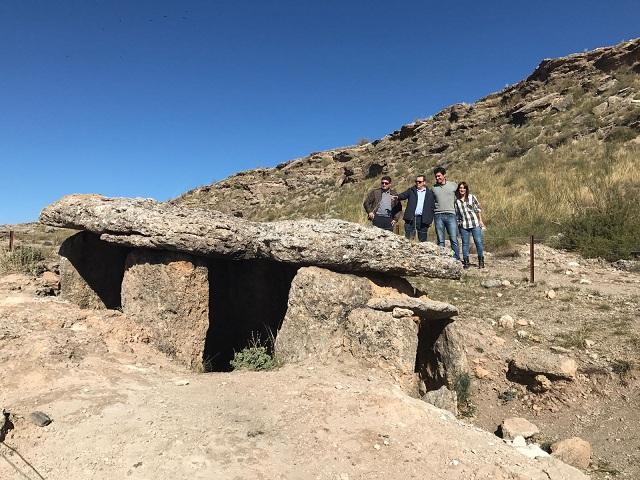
[40,194,467,402]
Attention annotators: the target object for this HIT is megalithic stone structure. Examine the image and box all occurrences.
[40,194,462,279]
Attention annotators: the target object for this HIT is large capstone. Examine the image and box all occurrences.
[40,194,462,279]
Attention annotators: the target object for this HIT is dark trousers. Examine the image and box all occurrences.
[404,215,429,242]
[373,215,393,231]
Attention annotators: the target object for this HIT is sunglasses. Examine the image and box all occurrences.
[415,180,425,184]
[381,181,390,185]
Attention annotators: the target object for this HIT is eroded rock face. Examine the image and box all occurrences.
[59,231,129,309]
[275,266,461,392]
[39,194,462,279]
[121,249,209,369]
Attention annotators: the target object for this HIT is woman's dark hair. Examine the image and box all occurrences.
[456,181,470,201]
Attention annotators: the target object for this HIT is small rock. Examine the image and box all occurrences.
[392,307,414,318]
[501,280,511,287]
[584,339,595,348]
[551,437,592,469]
[517,319,529,326]
[174,380,190,386]
[531,374,552,393]
[567,261,580,268]
[500,417,540,440]
[373,443,381,450]
[510,435,527,447]
[516,330,528,339]
[579,278,592,285]
[481,279,503,289]
[498,315,515,329]
[422,386,458,416]
[546,290,557,299]
[30,411,52,427]
[474,366,491,379]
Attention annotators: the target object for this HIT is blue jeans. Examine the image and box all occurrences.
[404,215,429,242]
[460,226,484,260]
[434,213,460,260]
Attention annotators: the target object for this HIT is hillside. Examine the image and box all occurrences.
[174,38,640,259]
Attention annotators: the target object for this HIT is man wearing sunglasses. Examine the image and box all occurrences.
[363,176,402,231]
[393,175,435,242]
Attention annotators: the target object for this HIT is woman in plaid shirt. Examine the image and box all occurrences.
[455,182,486,269]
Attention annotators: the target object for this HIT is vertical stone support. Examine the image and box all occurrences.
[59,231,129,309]
[275,266,420,391]
[121,249,209,369]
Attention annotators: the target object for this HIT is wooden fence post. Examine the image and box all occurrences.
[9,231,14,252]
[529,234,535,283]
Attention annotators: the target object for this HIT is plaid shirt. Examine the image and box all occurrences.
[455,194,482,229]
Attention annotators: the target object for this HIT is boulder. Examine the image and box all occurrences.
[422,385,458,415]
[121,249,209,369]
[275,267,460,392]
[508,347,577,382]
[39,194,461,279]
[500,417,540,440]
[551,437,592,469]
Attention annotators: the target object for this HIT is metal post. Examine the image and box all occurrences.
[529,235,534,283]
[9,231,14,252]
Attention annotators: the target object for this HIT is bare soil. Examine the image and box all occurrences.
[1,243,637,479]
[419,245,640,479]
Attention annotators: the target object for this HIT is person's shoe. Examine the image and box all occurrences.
[478,257,485,269]
[463,257,470,269]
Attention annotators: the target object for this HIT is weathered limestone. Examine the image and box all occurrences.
[59,231,129,309]
[275,266,463,393]
[121,249,209,369]
[40,194,462,279]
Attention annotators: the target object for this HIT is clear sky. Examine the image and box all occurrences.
[1,0,639,224]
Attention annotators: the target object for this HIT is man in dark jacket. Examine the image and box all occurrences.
[363,176,402,232]
[394,174,435,242]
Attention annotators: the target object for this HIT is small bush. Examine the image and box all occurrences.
[453,373,471,404]
[558,185,640,261]
[0,246,47,276]
[230,345,276,371]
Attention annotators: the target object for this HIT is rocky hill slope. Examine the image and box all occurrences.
[174,38,639,220]
[173,38,640,260]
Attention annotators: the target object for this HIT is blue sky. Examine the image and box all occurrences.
[1,0,639,224]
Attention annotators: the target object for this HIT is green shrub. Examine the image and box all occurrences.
[0,246,47,276]
[453,373,471,404]
[230,345,276,371]
[558,186,640,261]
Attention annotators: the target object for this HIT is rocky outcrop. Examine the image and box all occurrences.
[40,194,462,279]
[508,347,577,383]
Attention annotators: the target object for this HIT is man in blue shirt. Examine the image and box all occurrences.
[395,175,435,242]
